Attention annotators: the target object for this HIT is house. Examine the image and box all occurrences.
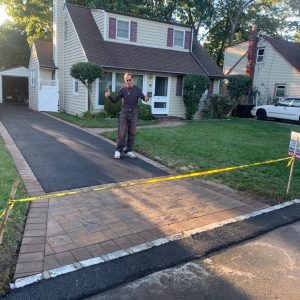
[0,66,28,104]
[223,26,300,106]
[28,40,59,112]
[29,0,224,118]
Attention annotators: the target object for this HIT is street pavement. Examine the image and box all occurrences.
[86,220,300,300]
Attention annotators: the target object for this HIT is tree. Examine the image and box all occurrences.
[183,74,209,120]
[0,0,52,45]
[70,62,102,112]
[0,23,30,68]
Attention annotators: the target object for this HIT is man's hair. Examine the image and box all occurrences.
[124,72,134,79]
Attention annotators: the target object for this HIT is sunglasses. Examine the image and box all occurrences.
[125,79,132,82]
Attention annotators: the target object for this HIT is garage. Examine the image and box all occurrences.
[0,66,29,104]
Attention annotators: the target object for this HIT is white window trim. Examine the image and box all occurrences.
[256,48,265,63]
[173,29,185,48]
[30,69,37,87]
[116,19,130,40]
[274,84,286,98]
[96,71,145,107]
[73,78,79,96]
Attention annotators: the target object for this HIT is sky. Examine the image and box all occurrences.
[0,5,9,25]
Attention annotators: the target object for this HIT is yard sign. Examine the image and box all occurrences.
[288,131,300,159]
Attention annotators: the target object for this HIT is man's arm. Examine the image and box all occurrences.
[105,88,123,103]
[138,88,149,102]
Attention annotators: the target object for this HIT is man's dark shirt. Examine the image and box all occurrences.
[108,85,145,109]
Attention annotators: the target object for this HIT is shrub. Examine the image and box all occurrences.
[183,74,209,120]
[138,101,153,120]
[104,92,122,117]
[208,94,235,119]
[226,75,251,104]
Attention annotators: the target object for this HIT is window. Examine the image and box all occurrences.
[134,74,143,90]
[117,20,129,39]
[98,72,112,105]
[155,77,168,96]
[292,99,300,107]
[256,48,265,63]
[73,79,79,95]
[174,30,184,47]
[274,84,286,99]
[30,69,37,87]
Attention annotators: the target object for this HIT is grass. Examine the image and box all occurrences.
[0,138,29,296]
[48,112,156,128]
[103,118,300,203]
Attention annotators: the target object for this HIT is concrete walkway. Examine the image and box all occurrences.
[0,104,268,282]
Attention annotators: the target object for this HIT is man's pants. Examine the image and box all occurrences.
[116,108,138,152]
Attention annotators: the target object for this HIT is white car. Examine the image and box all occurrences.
[251,98,300,122]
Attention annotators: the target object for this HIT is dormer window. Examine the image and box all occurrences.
[256,48,265,63]
[117,20,129,39]
[174,30,184,48]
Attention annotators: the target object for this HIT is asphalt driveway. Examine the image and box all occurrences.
[0,104,167,192]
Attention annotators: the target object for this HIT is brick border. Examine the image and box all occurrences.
[11,199,300,289]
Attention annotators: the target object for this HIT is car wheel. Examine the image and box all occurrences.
[257,109,267,120]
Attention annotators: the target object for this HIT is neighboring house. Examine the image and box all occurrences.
[29,0,224,117]
[224,29,300,106]
[0,66,28,104]
[28,40,59,112]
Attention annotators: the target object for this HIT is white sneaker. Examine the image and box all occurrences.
[125,151,136,158]
[114,150,121,159]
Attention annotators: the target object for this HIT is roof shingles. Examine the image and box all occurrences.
[34,40,56,69]
[66,3,224,77]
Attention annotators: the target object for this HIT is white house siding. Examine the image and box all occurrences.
[223,42,249,76]
[168,75,185,118]
[64,9,88,115]
[28,44,39,110]
[253,38,300,104]
[40,69,53,80]
[54,0,65,110]
[103,12,190,52]
[91,9,105,37]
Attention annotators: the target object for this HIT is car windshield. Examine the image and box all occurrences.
[277,99,293,106]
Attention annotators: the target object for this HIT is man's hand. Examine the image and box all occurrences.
[144,95,149,102]
[105,90,111,98]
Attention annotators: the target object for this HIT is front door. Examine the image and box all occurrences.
[152,76,169,115]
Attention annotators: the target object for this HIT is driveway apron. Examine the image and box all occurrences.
[0,104,167,192]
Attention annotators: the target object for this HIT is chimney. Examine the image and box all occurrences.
[246,21,257,104]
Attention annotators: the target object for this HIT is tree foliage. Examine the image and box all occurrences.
[0,23,30,68]
[70,62,103,112]
[183,74,209,120]
[226,75,252,102]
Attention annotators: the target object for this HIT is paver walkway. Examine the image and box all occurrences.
[0,104,269,281]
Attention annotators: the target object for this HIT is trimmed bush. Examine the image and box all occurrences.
[183,74,209,120]
[208,94,235,119]
[227,75,252,104]
[104,92,122,117]
[138,102,153,120]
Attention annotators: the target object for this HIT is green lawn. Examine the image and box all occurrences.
[48,112,156,128]
[0,138,29,295]
[103,119,300,203]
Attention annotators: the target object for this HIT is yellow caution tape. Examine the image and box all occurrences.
[9,156,291,204]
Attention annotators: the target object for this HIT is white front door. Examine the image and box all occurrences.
[152,76,169,115]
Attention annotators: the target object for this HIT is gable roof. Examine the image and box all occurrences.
[66,3,224,78]
[34,40,56,69]
[263,36,300,72]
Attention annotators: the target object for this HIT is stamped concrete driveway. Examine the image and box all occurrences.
[0,104,167,192]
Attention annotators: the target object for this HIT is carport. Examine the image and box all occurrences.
[0,66,28,104]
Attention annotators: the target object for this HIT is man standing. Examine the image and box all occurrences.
[105,73,149,159]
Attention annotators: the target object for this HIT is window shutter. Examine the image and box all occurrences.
[130,21,137,42]
[167,28,173,47]
[184,31,191,49]
[109,17,116,39]
[176,76,183,96]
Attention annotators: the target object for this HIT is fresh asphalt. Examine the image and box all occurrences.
[0,104,167,192]
[3,203,300,299]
